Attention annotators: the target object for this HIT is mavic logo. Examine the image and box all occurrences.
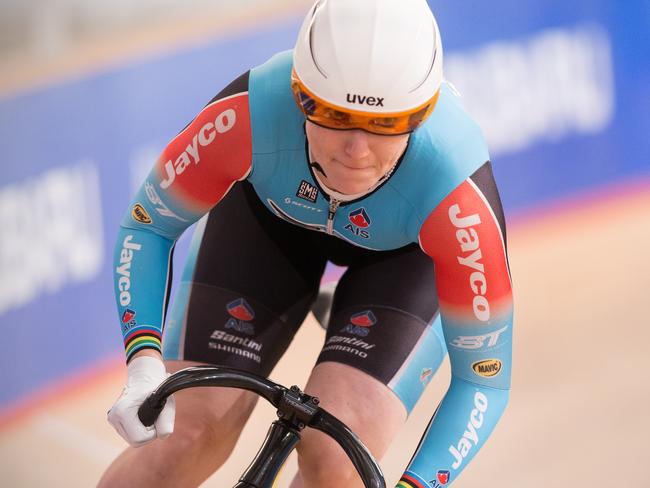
[346,94,385,107]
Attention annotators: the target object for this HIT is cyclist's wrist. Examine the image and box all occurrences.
[128,348,163,364]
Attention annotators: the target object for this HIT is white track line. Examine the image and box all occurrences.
[33,413,122,465]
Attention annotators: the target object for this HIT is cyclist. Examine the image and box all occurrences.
[101,1,513,487]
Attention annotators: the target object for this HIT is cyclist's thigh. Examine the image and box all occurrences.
[163,181,327,377]
[320,242,447,414]
[295,244,448,474]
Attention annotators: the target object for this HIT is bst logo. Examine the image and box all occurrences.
[450,326,508,350]
[345,208,371,239]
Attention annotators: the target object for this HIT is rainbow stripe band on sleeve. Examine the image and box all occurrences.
[124,326,162,362]
[398,471,430,488]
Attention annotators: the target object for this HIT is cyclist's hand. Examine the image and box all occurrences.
[107,356,175,447]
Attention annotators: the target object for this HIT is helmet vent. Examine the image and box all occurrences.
[308,1,329,78]
[409,20,438,93]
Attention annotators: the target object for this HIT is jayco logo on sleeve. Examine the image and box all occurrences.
[115,235,142,306]
[449,391,488,470]
[160,108,237,189]
[346,94,385,107]
[449,204,490,321]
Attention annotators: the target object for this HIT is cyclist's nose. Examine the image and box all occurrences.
[343,130,371,160]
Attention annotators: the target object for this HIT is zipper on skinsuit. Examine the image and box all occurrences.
[326,198,341,235]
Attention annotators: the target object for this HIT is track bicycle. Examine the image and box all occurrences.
[138,366,386,488]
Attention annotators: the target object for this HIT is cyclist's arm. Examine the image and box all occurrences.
[114,72,252,363]
[400,162,513,487]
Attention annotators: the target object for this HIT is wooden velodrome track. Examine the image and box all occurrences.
[1,3,649,485]
[0,180,648,487]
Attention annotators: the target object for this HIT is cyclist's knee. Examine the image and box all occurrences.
[161,361,259,461]
[295,431,361,486]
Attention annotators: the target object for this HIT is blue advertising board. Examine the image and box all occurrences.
[0,1,648,407]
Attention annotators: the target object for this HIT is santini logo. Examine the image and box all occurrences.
[346,94,385,107]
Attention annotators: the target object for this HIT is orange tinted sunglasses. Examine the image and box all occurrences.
[291,69,439,135]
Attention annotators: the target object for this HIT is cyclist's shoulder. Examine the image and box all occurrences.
[415,82,487,156]
[389,83,490,226]
[250,50,294,85]
[402,83,487,178]
[248,50,305,154]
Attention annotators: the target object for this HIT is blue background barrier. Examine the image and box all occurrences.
[0,1,648,407]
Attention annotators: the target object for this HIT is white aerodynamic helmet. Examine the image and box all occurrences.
[291,0,443,135]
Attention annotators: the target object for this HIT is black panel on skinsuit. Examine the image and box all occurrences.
[177,71,251,134]
[206,71,251,105]
[469,161,508,251]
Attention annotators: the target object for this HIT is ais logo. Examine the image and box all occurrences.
[345,208,371,239]
[121,308,136,324]
[225,298,255,335]
[436,470,450,485]
[227,298,254,321]
[121,308,137,332]
[340,310,377,337]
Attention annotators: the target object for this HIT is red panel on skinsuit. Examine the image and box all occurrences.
[420,180,512,324]
[154,94,252,213]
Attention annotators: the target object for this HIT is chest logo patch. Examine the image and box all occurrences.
[345,207,371,239]
[296,180,318,203]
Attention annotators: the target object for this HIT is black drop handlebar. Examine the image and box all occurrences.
[138,366,386,488]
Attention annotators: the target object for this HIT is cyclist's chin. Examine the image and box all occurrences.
[326,173,378,195]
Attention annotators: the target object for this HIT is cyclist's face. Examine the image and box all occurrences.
[306,121,409,195]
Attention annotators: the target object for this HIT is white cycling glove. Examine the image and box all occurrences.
[107,356,176,447]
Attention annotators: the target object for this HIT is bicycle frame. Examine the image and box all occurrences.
[138,366,386,488]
